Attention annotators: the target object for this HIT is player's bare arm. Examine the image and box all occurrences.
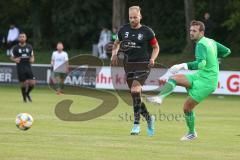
[30,52,35,63]
[51,59,54,66]
[149,42,160,67]
[10,55,20,63]
[111,39,120,66]
[66,61,69,73]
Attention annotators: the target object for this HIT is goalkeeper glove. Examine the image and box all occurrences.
[169,63,188,74]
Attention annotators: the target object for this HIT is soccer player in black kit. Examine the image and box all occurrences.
[111,6,160,136]
[10,33,36,102]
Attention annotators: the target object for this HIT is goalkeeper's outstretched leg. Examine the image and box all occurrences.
[147,73,199,141]
[147,74,190,104]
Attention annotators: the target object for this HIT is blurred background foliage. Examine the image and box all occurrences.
[0,0,239,55]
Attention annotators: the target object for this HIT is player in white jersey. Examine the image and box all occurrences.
[51,42,69,94]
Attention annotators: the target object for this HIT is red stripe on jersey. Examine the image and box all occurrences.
[150,37,158,46]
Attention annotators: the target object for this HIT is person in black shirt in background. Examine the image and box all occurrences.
[111,6,160,136]
[202,12,214,38]
[10,33,36,102]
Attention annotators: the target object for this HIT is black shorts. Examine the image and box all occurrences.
[123,62,150,88]
[17,66,35,82]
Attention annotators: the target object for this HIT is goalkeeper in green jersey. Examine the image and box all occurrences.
[147,20,231,141]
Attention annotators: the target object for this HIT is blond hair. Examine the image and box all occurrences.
[129,6,141,13]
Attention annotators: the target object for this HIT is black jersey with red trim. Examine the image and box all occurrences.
[117,24,156,62]
[12,43,33,68]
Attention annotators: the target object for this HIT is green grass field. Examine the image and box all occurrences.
[0,85,239,160]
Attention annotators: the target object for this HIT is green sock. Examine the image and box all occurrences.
[184,111,195,134]
[60,83,64,90]
[56,82,61,91]
[158,79,177,99]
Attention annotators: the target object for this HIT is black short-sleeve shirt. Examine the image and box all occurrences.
[117,24,155,62]
[12,43,33,68]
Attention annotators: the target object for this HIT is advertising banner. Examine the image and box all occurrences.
[0,63,239,95]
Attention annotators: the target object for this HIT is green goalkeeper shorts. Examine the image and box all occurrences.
[185,73,217,103]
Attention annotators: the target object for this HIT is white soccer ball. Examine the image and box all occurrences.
[15,113,34,131]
